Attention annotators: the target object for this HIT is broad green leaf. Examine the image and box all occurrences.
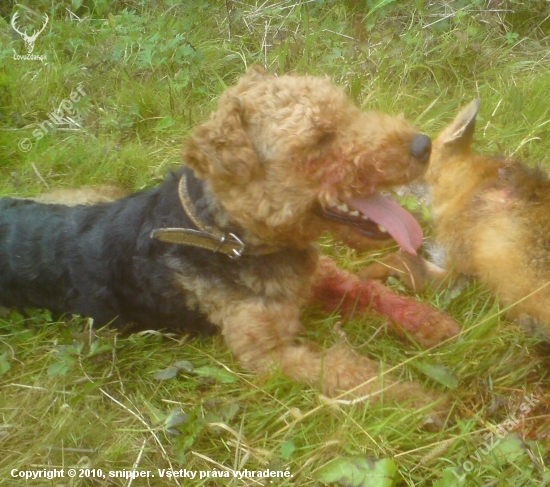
[173,360,194,372]
[164,408,189,435]
[411,361,459,389]
[153,116,175,132]
[316,456,397,487]
[153,365,180,381]
[153,360,194,380]
[0,359,10,375]
[433,467,466,486]
[194,365,238,384]
[47,361,72,376]
[281,440,296,460]
[488,434,526,465]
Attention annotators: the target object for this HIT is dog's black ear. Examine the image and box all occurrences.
[182,94,259,184]
[438,98,481,151]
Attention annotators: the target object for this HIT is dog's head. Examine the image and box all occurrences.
[183,67,431,253]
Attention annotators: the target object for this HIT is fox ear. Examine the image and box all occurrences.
[438,98,481,151]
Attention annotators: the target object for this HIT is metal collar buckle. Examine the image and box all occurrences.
[215,232,246,259]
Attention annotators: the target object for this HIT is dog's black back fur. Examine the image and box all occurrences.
[0,168,314,333]
[0,169,209,332]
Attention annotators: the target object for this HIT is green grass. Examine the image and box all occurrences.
[1,1,550,485]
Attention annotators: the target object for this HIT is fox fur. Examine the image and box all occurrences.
[360,99,550,339]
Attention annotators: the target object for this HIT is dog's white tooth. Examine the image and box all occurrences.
[361,215,369,220]
[349,210,360,217]
[337,204,349,213]
[327,197,338,208]
[378,225,388,233]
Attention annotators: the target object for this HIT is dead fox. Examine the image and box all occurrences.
[361,99,550,338]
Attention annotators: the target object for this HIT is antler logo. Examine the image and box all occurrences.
[11,11,49,55]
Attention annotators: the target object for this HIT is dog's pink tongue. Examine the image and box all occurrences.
[349,194,423,255]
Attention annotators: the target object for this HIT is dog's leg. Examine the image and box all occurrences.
[310,256,460,348]
[218,299,448,423]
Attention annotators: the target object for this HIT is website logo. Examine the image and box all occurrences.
[11,10,49,61]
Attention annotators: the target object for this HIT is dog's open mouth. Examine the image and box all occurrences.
[318,193,423,255]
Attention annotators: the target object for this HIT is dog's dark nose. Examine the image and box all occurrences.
[410,134,432,163]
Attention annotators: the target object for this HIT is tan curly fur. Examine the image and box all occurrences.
[174,67,459,423]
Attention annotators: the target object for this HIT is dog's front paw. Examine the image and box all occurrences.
[387,298,461,348]
[357,279,460,348]
[320,346,452,429]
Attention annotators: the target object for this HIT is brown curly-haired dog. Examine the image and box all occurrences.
[175,67,459,414]
[0,68,458,421]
